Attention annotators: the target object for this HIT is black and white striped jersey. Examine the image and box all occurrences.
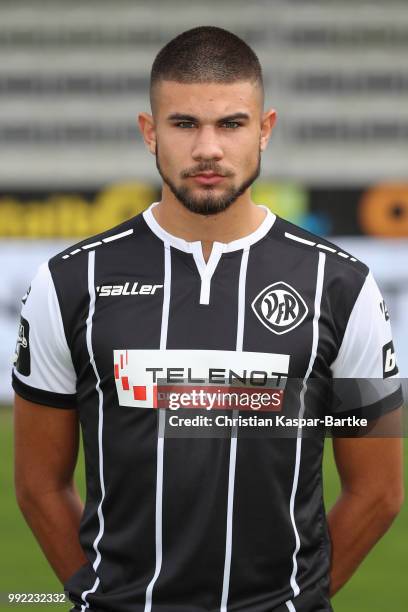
[12,203,402,612]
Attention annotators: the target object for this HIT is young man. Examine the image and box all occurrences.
[13,27,403,612]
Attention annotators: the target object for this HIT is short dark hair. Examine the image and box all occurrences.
[150,26,263,110]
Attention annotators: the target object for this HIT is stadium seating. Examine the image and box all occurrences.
[0,0,407,186]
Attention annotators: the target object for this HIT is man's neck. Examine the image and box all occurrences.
[152,187,266,262]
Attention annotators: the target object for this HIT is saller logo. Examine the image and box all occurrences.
[97,282,163,296]
[251,281,308,335]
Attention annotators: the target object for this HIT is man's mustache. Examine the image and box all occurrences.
[181,164,234,178]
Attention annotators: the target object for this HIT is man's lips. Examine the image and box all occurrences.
[190,173,226,185]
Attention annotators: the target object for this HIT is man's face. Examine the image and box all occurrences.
[148,81,267,215]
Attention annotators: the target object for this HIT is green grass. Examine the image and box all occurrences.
[1,406,406,611]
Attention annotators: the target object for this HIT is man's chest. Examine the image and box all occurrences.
[71,248,336,405]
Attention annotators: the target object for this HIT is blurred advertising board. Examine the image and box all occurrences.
[1,181,408,238]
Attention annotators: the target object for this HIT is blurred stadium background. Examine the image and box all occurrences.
[0,0,407,610]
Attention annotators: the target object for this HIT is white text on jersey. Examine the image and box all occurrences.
[96,282,163,296]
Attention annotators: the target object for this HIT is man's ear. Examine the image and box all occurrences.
[260,109,277,152]
[138,112,156,155]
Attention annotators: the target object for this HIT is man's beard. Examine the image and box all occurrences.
[155,144,261,216]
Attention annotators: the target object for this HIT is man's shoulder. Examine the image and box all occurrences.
[48,210,149,272]
[271,215,369,281]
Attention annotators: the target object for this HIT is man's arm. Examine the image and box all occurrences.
[327,408,404,597]
[14,393,88,584]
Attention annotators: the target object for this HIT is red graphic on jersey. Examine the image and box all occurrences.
[133,386,147,401]
[114,351,152,406]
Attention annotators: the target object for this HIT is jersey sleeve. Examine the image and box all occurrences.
[12,261,77,409]
[329,270,403,419]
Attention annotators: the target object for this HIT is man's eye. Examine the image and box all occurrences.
[222,121,241,129]
[176,122,196,128]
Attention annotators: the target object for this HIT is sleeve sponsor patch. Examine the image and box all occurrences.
[379,299,390,321]
[21,284,31,305]
[382,340,398,378]
[14,316,31,376]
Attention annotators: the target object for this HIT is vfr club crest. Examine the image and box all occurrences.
[251,282,308,335]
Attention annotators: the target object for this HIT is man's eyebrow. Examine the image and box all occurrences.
[166,112,250,123]
[167,113,198,122]
[217,113,250,122]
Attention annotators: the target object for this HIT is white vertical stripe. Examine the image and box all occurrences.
[220,418,239,612]
[160,245,172,351]
[286,600,296,612]
[220,246,249,612]
[236,247,249,350]
[144,243,171,612]
[80,250,106,611]
[287,252,326,600]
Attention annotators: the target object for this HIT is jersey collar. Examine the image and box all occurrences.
[142,202,276,253]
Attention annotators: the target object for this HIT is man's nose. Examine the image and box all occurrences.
[191,126,223,160]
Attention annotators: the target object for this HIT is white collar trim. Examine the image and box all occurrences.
[142,202,276,253]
